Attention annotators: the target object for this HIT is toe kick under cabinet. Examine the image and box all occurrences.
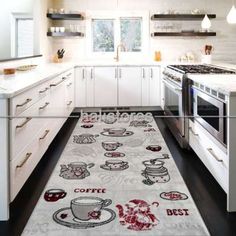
[9,69,75,201]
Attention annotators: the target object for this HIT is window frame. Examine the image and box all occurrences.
[86,10,149,60]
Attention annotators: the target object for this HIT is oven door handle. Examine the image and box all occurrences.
[163,79,182,92]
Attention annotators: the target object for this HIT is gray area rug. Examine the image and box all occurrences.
[22,114,210,235]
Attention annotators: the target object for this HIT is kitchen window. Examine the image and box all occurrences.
[87,11,148,59]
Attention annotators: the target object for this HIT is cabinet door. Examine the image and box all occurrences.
[75,67,87,107]
[86,67,95,107]
[94,67,117,107]
[64,70,75,115]
[141,67,149,106]
[118,67,142,107]
[149,66,161,106]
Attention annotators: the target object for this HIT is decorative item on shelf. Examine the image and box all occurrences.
[227,1,236,24]
[201,14,211,32]
[53,49,65,63]
[154,51,161,61]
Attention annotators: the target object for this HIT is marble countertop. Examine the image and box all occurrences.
[0,63,74,98]
[1,60,236,98]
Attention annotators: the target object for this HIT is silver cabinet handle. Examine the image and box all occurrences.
[67,73,72,77]
[16,153,32,168]
[91,68,93,79]
[115,68,117,78]
[150,68,153,78]
[189,127,199,136]
[39,88,48,94]
[16,117,32,129]
[39,130,50,140]
[16,98,32,108]
[207,148,223,163]
[82,68,85,79]
[142,68,145,78]
[39,102,50,110]
[50,80,62,87]
[67,82,73,87]
[119,68,122,78]
[67,101,73,106]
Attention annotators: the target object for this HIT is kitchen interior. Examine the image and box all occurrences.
[1,0,236,235]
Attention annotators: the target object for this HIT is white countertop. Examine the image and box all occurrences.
[0,63,74,98]
[188,74,236,96]
[1,60,236,98]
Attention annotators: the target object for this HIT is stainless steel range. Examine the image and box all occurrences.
[163,64,236,148]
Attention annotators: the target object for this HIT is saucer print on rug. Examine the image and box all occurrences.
[22,114,210,236]
[53,197,116,229]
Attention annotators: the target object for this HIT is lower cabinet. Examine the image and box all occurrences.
[9,68,75,201]
[118,66,142,107]
[75,65,161,108]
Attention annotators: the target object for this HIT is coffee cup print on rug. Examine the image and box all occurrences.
[44,189,67,202]
[59,162,95,179]
[53,196,116,229]
[116,199,158,231]
[142,159,170,185]
[101,128,134,137]
[100,159,129,171]
[102,141,123,151]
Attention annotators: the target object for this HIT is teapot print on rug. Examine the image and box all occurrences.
[59,162,95,179]
[116,199,158,231]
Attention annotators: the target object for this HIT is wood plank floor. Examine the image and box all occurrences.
[0,116,236,236]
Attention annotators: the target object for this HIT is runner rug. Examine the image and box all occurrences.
[22,113,209,236]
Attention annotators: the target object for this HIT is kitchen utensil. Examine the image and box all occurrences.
[3,68,16,75]
[16,65,37,71]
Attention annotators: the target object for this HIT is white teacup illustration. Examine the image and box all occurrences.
[105,159,128,169]
[102,141,123,151]
[71,197,112,221]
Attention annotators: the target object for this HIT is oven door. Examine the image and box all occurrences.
[193,87,226,145]
[163,78,185,136]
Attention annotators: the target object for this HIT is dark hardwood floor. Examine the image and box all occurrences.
[0,115,236,236]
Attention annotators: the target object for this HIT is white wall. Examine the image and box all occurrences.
[49,0,236,63]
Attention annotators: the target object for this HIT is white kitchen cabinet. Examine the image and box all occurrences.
[94,67,117,107]
[64,70,75,115]
[75,67,94,107]
[141,66,161,106]
[118,66,142,107]
[75,67,87,107]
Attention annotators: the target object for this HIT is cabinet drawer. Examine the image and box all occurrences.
[10,96,51,160]
[189,120,228,192]
[10,126,52,201]
[10,80,51,116]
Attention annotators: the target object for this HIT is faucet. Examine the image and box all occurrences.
[114,43,126,62]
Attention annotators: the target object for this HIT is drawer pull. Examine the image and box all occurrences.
[67,101,73,106]
[39,130,50,140]
[50,78,65,87]
[207,148,223,163]
[189,127,199,136]
[67,73,72,77]
[16,153,32,168]
[150,68,153,78]
[39,102,50,110]
[39,88,48,94]
[16,117,32,129]
[16,98,32,108]
[67,82,73,87]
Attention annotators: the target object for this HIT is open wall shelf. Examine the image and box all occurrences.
[47,32,84,37]
[47,13,84,20]
[151,14,216,21]
[151,32,216,37]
